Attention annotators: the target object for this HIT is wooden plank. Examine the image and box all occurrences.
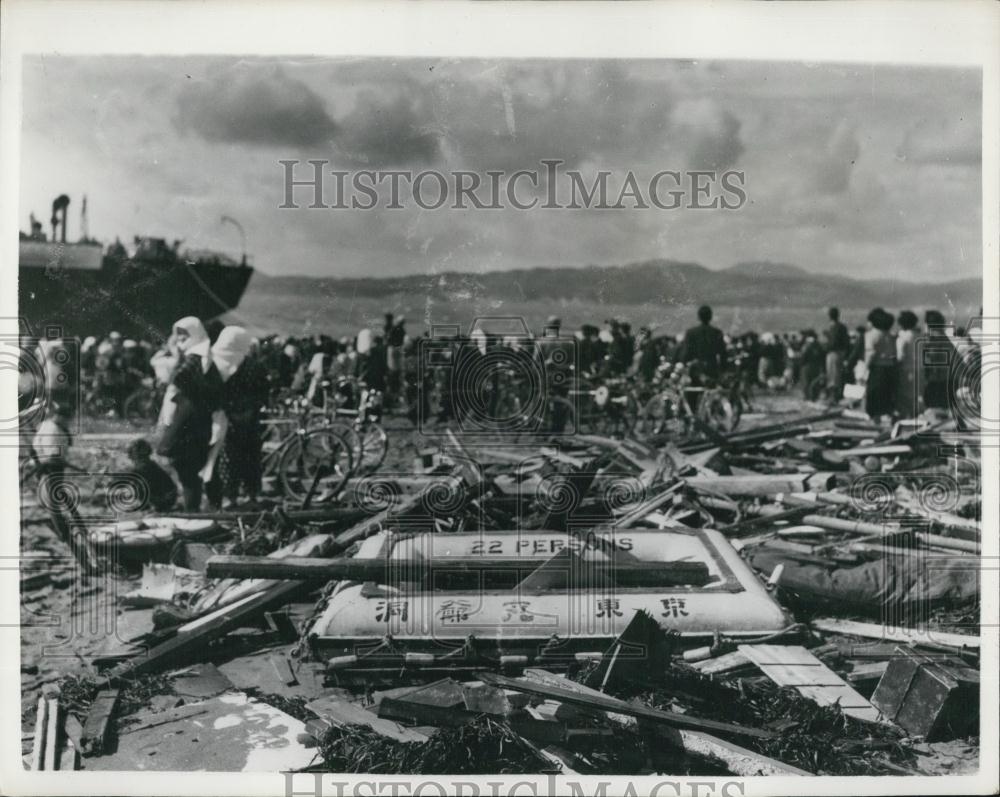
[739,645,882,722]
[192,532,333,615]
[846,661,889,686]
[167,507,368,523]
[205,553,709,587]
[615,482,685,528]
[306,695,430,743]
[109,581,304,679]
[123,704,210,733]
[271,655,298,686]
[690,650,752,675]
[332,492,427,550]
[378,697,481,728]
[517,669,808,776]
[81,689,120,757]
[686,474,811,497]
[915,533,979,554]
[479,672,774,740]
[43,698,59,772]
[810,618,980,650]
[30,696,47,770]
[833,444,912,458]
[801,514,899,537]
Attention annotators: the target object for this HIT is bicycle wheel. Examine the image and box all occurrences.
[728,392,743,431]
[277,428,354,502]
[326,420,364,472]
[359,423,389,474]
[636,392,688,439]
[82,390,114,418]
[700,392,737,435]
[614,391,641,436]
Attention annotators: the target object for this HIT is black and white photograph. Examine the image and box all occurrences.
[2,2,997,795]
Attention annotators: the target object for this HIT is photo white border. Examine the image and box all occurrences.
[1,1,997,795]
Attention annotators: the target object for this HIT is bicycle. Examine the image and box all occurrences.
[262,399,355,502]
[634,363,739,440]
[559,374,639,437]
[123,376,166,425]
[316,378,389,475]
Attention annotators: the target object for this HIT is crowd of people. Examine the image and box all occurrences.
[21,303,982,514]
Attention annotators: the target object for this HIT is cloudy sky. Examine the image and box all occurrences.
[19,56,981,282]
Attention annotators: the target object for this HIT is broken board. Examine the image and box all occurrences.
[738,644,883,723]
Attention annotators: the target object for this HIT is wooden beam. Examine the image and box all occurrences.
[43,698,59,772]
[164,507,368,523]
[271,655,298,686]
[109,581,305,679]
[479,672,774,740]
[686,474,813,497]
[30,696,47,770]
[801,514,898,537]
[615,482,684,528]
[810,618,980,650]
[81,689,120,756]
[915,533,979,554]
[517,669,808,776]
[204,554,710,587]
[332,492,428,551]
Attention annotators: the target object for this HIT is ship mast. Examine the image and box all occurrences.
[81,195,89,241]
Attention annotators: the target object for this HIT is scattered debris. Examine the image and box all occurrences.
[22,397,982,775]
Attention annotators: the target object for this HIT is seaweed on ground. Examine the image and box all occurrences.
[243,689,313,723]
[609,663,917,775]
[315,716,553,774]
[56,672,176,720]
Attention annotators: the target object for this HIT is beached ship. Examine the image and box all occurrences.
[18,194,254,339]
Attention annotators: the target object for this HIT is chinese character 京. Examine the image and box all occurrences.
[660,597,689,618]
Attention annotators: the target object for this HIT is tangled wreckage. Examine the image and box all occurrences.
[21,407,982,776]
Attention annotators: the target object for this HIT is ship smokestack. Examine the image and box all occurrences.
[51,194,70,243]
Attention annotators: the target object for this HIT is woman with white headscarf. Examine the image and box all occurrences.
[156,316,223,510]
[208,326,268,507]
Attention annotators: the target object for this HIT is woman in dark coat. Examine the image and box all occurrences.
[921,309,955,412]
[156,317,222,511]
[863,307,898,422]
[210,326,268,506]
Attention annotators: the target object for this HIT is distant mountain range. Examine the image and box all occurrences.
[253,259,981,310]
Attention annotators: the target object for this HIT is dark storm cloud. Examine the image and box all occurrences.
[392,60,677,171]
[174,65,337,148]
[23,56,982,283]
[335,90,440,166]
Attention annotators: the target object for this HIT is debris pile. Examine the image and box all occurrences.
[21,403,981,775]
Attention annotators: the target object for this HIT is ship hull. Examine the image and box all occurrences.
[18,260,253,340]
